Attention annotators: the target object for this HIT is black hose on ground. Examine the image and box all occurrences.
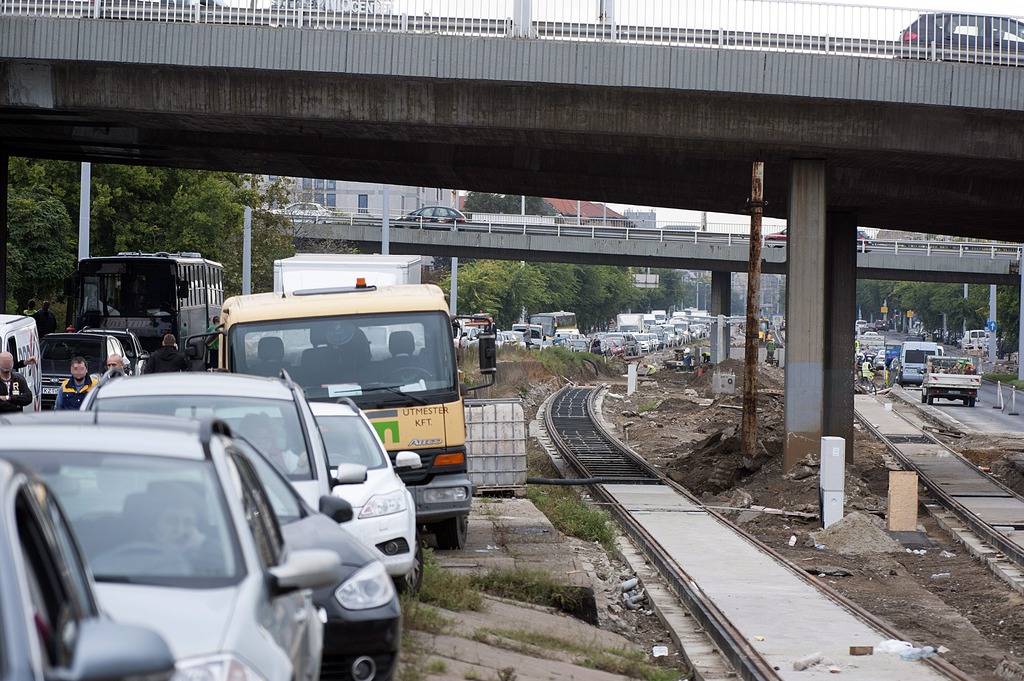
[526,477,603,485]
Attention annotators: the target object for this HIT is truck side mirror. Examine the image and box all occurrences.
[478,332,496,374]
[63,276,75,298]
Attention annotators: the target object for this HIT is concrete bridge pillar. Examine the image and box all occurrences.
[784,160,827,471]
[824,212,857,463]
[711,271,731,361]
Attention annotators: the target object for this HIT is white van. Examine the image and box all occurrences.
[899,341,944,387]
[961,329,989,353]
[0,315,42,411]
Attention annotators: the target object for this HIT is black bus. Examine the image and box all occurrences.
[69,252,224,354]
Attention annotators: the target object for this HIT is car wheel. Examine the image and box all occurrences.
[433,514,468,551]
[394,532,423,594]
[927,396,934,405]
[920,391,926,404]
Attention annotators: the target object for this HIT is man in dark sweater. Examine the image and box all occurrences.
[144,333,190,373]
[0,352,33,413]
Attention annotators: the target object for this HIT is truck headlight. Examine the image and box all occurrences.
[359,490,407,519]
[336,561,395,610]
[423,487,468,503]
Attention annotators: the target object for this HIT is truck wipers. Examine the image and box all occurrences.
[361,385,429,406]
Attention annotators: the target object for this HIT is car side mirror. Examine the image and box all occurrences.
[394,450,422,471]
[47,619,176,681]
[318,495,353,523]
[333,463,368,485]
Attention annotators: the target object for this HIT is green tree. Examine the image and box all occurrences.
[5,189,76,313]
[462,193,554,216]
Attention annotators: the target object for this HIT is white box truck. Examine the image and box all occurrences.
[616,314,644,333]
[273,254,422,293]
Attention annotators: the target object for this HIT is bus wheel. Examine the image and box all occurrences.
[433,515,468,551]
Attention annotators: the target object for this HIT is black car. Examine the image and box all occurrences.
[0,457,175,681]
[78,327,149,375]
[241,447,402,681]
[39,333,128,409]
[901,13,1024,63]
[398,206,468,228]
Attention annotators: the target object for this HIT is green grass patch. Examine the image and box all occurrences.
[476,628,683,681]
[637,399,662,413]
[417,549,485,612]
[534,345,600,376]
[400,593,453,635]
[985,373,1024,389]
[424,660,448,674]
[526,485,617,552]
[470,567,589,612]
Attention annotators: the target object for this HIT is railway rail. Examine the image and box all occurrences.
[854,395,1024,572]
[542,385,969,681]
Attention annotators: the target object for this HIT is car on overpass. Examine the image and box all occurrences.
[271,201,335,222]
[398,206,467,228]
[764,229,874,250]
[901,13,1024,62]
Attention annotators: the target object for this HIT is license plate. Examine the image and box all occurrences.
[42,387,58,395]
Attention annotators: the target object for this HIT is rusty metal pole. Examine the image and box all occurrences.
[742,162,764,457]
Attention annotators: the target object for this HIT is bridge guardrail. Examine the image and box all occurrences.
[3,0,1022,68]
[295,212,1023,259]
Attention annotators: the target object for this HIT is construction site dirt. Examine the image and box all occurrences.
[601,357,1024,681]
[409,351,1024,680]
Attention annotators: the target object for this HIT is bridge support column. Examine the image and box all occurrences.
[784,160,826,471]
[711,271,731,361]
[0,151,6,313]
[824,212,857,464]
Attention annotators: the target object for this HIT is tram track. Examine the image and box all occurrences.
[854,394,1024,575]
[542,385,972,681]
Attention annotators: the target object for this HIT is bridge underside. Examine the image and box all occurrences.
[2,21,1024,239]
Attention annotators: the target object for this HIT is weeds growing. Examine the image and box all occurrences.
[526,485,617,552]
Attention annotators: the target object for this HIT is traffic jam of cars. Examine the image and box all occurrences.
[4,341,417,681]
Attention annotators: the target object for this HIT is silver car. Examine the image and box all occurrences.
[0,412,342,681]
[0,457,176,681]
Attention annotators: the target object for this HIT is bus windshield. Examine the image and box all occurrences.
[228,311,458,407]
[79,261,177,319]
[529,311,578,338]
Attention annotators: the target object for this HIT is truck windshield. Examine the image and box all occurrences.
[229,311,458,405]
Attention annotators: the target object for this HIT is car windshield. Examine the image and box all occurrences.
[40,337,105,375]
[228,311,458,408]
[93,396,315,482]
[316,414,389,470]
[25,451,242,587]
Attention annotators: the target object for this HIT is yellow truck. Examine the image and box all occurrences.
[205,280,495,549]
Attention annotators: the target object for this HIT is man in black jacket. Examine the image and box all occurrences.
[144,334,190,373]
[32,300,58,337]
[0,351,33,413]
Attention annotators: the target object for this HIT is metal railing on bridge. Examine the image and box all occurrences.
[294,211,1024,260]
[4,0,1023,68]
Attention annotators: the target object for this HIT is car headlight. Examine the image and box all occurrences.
[359,490,407,519]
[422,487,468,503]
[336,561,395,610]
[173,655,267,681]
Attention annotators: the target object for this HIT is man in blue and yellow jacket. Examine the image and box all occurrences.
[54,356,97,410]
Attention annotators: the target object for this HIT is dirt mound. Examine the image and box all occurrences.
[809,511,902,555]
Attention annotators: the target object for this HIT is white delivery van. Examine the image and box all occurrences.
[961,329,989,353]
[899,341,943,387]
[0,314,42,411]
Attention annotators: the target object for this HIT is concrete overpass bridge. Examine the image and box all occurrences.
[305,218,1023,285]
[3,0,1024,468]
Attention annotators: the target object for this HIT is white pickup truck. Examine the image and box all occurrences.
[921,356,980,407]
